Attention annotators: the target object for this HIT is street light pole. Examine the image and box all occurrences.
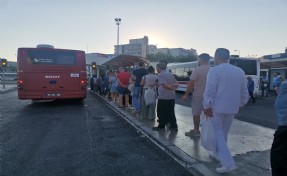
[114,18,121,55]
[234,50,240,57]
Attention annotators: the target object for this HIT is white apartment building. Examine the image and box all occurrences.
[116,43,147,57]
[129,36,148,45]
[115,36,197,58]
[115,36,150,58]
[147,45,157,55]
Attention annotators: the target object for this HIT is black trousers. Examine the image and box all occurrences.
[249,91,256,103]
[271,126,287,176]
[261,83,269,97]
[157,99,177,128]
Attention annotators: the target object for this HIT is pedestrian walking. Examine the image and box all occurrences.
[203,48,249,173]
[271,80,287,176]
[93,75,98,93]
[140,66,158,120]
[152,62,179,131]
[99,74,106,96]
[132,62,147,114]
[117,67,131,109]
[261,74,269,97]
[109,70,118,103]
[104,73,110,98]
[273,72,282,95]
[89,75,94,91]
[182,53,211,137]
[247,76,256,103]
[128,76,135,109]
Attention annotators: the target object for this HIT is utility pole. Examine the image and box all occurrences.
[114,18,121,55]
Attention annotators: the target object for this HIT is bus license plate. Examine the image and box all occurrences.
[49,80,57,84]
[70,73,79,77]
[46,93,61,97]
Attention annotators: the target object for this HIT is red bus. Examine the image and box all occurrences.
[17,45,87,100]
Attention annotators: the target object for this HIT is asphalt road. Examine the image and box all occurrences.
[0,91,192,176]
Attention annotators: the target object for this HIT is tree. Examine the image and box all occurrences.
[146,53,174,63]
[7,65,17,72]
[174,54,197,63]
[147,53,197,63]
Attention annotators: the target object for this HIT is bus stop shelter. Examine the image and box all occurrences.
[260,59,287,69]
[103,55,149,69]
[260,57,287,90]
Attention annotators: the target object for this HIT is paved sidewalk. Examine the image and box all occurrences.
[0,83,17,94]
[92,91,274,176]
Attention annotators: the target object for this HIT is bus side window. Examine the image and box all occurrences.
[171,69,176,74]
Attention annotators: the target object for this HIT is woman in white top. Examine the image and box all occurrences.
[140,66,158,120]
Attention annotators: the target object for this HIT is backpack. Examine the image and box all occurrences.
[144,87,156,106]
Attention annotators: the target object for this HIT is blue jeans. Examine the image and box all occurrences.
[132,87,142,111]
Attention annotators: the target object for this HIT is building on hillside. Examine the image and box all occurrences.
[114,36,197,59]
[115,36,150,57]
[147,45,157,55]
[154,47,197,57]
[85,53,114,65]
[0,61,17,73]
[85,53,114,77]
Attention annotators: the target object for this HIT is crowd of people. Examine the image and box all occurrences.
[260,71,284,97]
[89,61,178,131]
[88,48,286,175]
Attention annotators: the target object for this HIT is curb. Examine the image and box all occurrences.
[90,91,215,176]
[0,86,17,94]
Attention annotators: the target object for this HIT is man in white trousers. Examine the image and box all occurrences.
[203,48,249,173]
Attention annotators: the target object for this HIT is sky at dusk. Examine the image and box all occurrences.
[1,0,287,61]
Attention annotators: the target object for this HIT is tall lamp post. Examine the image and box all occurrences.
[114,18,121,55]
[234,50,240,57]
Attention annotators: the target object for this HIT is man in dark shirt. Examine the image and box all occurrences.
[132,62,147,114]
[260,74,269,97]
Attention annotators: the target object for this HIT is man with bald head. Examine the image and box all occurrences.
[203,48,249,173]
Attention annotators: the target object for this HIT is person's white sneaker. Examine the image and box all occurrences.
[216,165,238,173]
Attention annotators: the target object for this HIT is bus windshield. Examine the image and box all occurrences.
[230,59,257,75]
[27,50,77,65]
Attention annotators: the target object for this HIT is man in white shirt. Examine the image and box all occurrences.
[203,48,249,173]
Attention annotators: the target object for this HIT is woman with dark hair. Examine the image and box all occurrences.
[140,66,158,120]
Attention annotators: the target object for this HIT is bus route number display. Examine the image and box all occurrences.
[32,57,54,64]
